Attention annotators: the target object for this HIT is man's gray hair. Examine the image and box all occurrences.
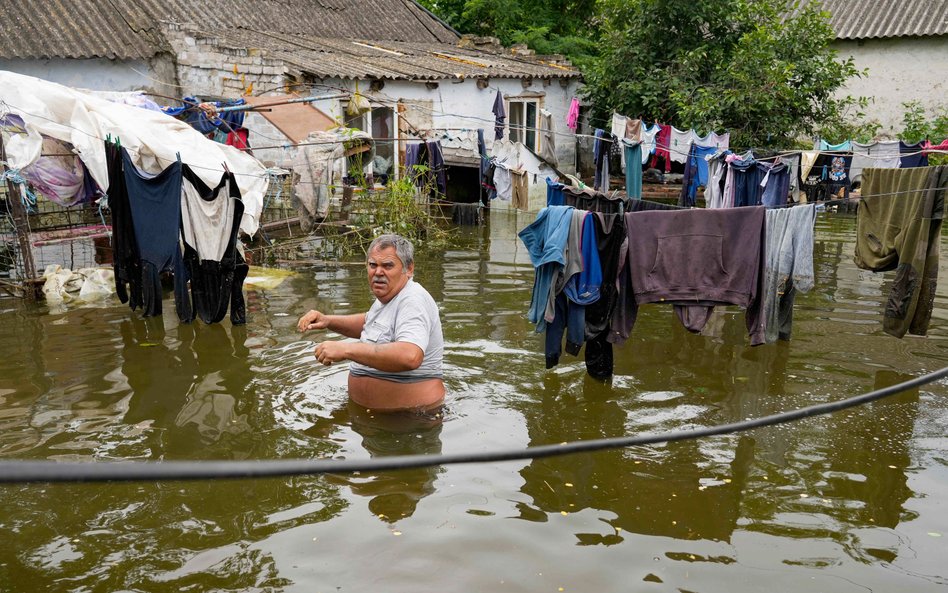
[367,233,415,269]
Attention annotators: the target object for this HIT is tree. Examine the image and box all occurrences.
[417,0,601,66]
[583,0,861,148]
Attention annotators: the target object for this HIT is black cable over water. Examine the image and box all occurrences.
[2,366,947,484]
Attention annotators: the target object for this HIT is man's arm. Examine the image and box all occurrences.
[315,340,424,371]
[298,310,366,339]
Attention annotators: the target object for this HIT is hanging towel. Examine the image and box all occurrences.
[538,109,558,167]
[818,139,852,151]
[623,141,643,200]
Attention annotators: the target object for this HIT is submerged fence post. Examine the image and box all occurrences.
[0,133,38,300]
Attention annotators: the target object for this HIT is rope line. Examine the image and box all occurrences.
[1,366,945,484]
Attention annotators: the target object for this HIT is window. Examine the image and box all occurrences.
[341,103,398,182]
[507,98,539,151]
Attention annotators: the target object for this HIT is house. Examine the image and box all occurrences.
[0,1,583,214]
[815,0,948,134]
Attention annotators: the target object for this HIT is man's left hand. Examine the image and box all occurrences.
[314,341,349,366]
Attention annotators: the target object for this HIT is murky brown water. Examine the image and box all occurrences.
[2,209,948,592]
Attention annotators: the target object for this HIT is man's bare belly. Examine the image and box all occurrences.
[348,374,445,411]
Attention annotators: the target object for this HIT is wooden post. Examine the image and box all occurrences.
[0,132,38,300]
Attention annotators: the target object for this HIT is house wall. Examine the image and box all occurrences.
[161,24,582,211]
[0,56,177,95]
[834,36,948,135]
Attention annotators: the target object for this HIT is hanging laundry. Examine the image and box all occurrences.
[850,140,901,184]
[122,148,184,318]
[538,109,558,167]
[781,152,803,203]
[678,144,717,207]
[614,206,767,346]
[546,178,565,206]
[669,127,696,164]
[899,141,929,169]
[180,165,247,325]
[546,211,602,367]
[585,212,626,380]
[818,139,852,151]
[105,141,142,311]
[758,159,791,208]
[511,168,529,210]
[493,164,513,201]
[651,123,672,173]
[725,154,764,208]
[492,90,506,141]
[693,131,730,151]
[518,206,575,332]
[815,152,852,200]
[923,138,948,153]
[563,186,623,214]
[704,151,731,208]
[623,141,643,200]
[566,97,580,132]
[426,140,448,196]
[477,129,495,205]
[593,129,610,191]
[641,123,661,164]
[762,204,816,343]
[225,127,250,150]
[854,165,948,338]
[162,97,246,136]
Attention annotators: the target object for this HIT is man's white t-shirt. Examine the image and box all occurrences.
[349,279,444,382]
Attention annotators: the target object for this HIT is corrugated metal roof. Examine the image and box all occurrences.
[0,0,458,60]
[808,0,948,40]
[199,28,581,80]
[0,0,167,59]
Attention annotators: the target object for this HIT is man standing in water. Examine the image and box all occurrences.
[297,234,445,411]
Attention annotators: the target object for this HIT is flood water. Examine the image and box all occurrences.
[1,209,948,592]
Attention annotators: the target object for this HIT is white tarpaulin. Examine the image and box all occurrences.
[0,70,267,236]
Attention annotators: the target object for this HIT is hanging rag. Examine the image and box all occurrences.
[854,165,948,338]
[538,109,557,167]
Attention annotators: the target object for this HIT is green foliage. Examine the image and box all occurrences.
[583,0,861,148]
[900,101,948,165]
[815,95,880,145]
[417,0,601,64]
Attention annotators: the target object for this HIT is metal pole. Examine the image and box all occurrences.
[216,93,350,113]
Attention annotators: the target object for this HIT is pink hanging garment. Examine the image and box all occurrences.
[566,97,580,131]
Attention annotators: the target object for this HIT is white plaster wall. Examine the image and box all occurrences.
[0,57,176,94]
[834,36,948,135]
[328,77,582,174]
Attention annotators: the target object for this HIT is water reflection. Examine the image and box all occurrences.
[121,317,256,457]
[306,403,444,523]
[516,371,754,544]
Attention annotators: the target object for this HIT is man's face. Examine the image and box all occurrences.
[366,245,413,303]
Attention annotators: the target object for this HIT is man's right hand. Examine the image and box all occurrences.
[298,310,330,333]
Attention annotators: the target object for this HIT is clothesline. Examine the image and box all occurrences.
[4,99,946,191]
